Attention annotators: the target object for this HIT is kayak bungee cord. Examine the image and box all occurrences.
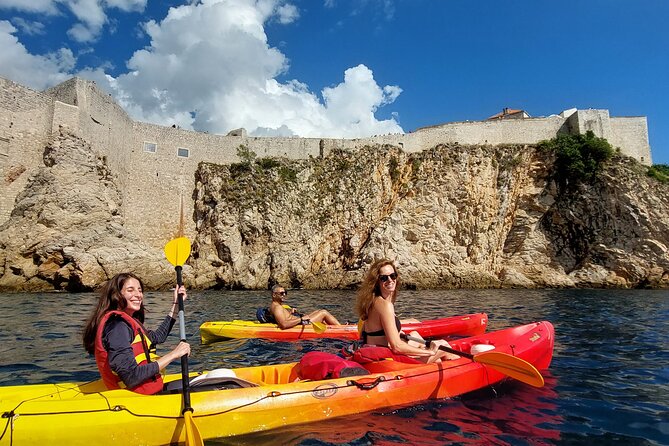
[187,363,473,420]
[0,414,10,443]
[0,380,115,442]
[0,362,472,433]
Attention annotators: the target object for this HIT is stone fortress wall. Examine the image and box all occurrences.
[0,76,653,250]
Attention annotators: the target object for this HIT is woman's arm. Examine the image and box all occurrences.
[147,285,185,344]
[147,316,176,345]
[106,319,190,389]
[377,300,433,357]
[154,341,190,371]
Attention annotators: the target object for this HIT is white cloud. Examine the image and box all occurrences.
[275,3,299,24]
[0,0,403,138]
[0,0,59,14]
[0,20,73,90]
[0,0,148,43]
[11,17,47,35]
[64,0,108,42]
[109,0,403,138]
[105,0,146,13]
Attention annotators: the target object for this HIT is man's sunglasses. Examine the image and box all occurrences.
[274,290,287,296]
[379,273,398,282]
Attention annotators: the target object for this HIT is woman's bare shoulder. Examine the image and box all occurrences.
[372,297,394,312]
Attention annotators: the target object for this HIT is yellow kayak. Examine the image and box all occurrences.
[0,321,553,445]
[200,312,488,343]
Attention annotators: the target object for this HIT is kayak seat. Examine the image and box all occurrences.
[256,307,276,324]
[161,369,259,394]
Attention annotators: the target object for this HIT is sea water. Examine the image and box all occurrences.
[1,288,667,445]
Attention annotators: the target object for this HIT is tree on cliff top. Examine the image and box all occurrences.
[539,130,614,188]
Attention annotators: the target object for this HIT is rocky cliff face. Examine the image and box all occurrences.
[191,144,668,290]
[0,128,172,291]
[1,133,667,292]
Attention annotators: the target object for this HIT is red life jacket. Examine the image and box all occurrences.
[94,310,164,394]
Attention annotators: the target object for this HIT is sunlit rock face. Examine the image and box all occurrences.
[1,134,667,292]
[190,144,669,290]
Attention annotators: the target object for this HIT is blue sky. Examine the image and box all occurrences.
[1,0,667,164]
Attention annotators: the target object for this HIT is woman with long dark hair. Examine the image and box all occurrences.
[83,272,190,394]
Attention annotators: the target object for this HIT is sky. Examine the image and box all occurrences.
[1,0,667,165]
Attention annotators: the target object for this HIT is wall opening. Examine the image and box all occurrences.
[144,142,157,153]
[177,147,190,158]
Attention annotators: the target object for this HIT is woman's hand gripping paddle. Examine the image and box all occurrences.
[164,236,203,446]
[403,334,545,388]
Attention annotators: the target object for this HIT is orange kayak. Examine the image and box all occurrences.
[0,321,553,445]
[199,312,488,343]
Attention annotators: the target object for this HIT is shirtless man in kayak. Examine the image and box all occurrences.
[269,285,341,329]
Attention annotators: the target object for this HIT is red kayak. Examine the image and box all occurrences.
[200,312,488,343]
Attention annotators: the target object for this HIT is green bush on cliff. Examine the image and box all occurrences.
[278,166,297,182]
[539,131,614,185]
[258,157,280,170]
[237,144,256,166]
[648,164,669,183]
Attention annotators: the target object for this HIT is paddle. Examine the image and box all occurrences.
[164,236,203,446]
[311,321,327,334]
[290,307,327,334]
[402,334,545,388]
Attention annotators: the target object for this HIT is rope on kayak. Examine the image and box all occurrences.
[0,381,115,442]
[1,363,475,426]
[189,363,473,420]
[0,411,11,442]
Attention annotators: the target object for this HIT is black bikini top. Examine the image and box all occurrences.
[360,316,401,344]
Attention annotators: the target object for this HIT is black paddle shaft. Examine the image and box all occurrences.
[176,265,192,413]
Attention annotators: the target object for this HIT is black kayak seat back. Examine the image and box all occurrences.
[162,369,259,394]
[256,307,276,324]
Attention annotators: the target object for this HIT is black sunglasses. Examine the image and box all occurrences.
[274,290,287,296]
[379,273,398,282]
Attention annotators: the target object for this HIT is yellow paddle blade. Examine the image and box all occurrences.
[473,351,545,388]
[164,237,191,267]
[357,319,364,335]
[183,411,204,446]
[312,321,327,334]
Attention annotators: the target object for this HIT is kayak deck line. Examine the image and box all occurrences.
[1,368,428,418]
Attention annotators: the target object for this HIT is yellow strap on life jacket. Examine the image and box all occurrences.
[132,333,159,364]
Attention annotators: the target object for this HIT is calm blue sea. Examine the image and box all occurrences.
[1,288,667,445]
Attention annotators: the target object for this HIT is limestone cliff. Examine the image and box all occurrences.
[0,128,172,291]
[191,144,668,290]
[1,133,667,292]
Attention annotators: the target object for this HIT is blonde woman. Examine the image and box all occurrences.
[355,259,457,363]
